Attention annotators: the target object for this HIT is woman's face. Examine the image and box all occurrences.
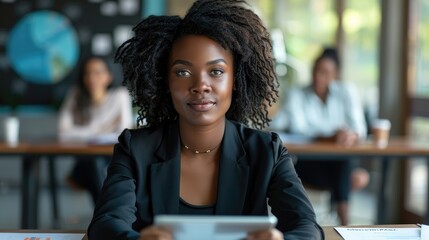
[312,58,337,96]
[168,35,234,127]
[83,58,112,97]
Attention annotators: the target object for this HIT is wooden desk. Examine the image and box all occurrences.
[286,137,429,157]
[322,224,419,240]
[0,142,113,155]
[284,137,429,224]
[0,142,114,229]
[2,226,417,240]
[2,137,429,228]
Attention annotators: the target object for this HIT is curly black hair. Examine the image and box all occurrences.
[115,0,278,129]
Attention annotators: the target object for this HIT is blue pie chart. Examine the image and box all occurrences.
[6,10,80,84]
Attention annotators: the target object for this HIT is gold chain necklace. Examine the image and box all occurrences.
[182,143,220,154]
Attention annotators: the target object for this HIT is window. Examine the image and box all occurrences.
[249,0,337,85]
[252,0,380,109]
[343,0,380,112]
[413,1,429,97]
[404,0,429,220]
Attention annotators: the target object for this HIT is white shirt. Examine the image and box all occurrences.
[58,87,133,143]
[271,81,367,140]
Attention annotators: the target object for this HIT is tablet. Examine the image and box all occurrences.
[154,215,278,240]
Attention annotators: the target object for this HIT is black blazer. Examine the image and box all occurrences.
[88,120,324,240]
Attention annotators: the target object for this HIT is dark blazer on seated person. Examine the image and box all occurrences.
[87,120,324,240]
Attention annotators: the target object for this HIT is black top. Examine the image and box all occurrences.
[88,120,324,240]
[179,198,216,215]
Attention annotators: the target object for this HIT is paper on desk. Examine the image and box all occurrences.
[334,225,429,240]
[422,224,429,240]
[0,232,84,240]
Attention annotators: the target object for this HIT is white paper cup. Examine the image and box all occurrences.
[371,119,391,148]
[4,116,19,146]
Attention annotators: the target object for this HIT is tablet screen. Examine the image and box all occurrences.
[154,215,278,240]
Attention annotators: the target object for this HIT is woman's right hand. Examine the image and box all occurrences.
[139,225,172,240]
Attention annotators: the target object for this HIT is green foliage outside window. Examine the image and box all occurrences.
[415,1,429,96]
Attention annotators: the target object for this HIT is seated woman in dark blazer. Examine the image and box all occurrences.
[88,0,324,239]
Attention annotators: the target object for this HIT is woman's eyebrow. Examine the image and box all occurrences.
[171,59,227,66]
[171,59,192,66]
[207,59,227,65]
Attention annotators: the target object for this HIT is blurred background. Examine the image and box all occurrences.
[0,0,427,229]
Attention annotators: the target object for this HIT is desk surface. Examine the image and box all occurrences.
[0,142,114,155]
[285,137,429,156]
[0,226,420,240]
[2,136,429,157]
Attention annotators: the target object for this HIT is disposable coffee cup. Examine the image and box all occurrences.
[3,116,19,146]
[371,119,391,148]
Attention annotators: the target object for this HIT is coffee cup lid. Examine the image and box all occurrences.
[372,119,391,129]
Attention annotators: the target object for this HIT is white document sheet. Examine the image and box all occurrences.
[422,225,429,240]
[334,226,428,240]
[0,233,84,240]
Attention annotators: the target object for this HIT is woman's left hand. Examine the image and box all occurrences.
[335,129,359,147]
[247,228,284,240]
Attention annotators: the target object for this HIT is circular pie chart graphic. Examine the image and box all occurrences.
[6,10,80,84]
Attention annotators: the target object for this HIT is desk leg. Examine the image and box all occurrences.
[21,156,40,229]
[48,157,60,229]
[377,157,390,224]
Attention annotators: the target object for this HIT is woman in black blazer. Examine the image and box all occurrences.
[88,0,324,239]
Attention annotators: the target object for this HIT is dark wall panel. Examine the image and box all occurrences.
[0,0,142,110]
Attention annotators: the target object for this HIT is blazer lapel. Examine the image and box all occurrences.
[215,120,249,215]
[150,122,181,216]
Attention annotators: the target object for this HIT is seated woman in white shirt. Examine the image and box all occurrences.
[58,56,133,203]
[271,48,370,225]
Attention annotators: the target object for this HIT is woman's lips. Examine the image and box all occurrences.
[188,100,216,112]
